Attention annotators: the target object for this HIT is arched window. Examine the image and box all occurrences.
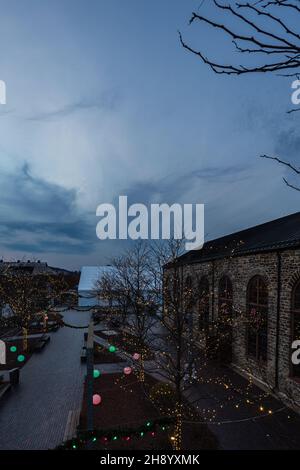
[291,280,300,378]
[218,276,233,324]
[198,276,210,331]
[247,276,268,361]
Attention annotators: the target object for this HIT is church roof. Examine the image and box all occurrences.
[173,211,300,266]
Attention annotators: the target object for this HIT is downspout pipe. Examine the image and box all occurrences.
[211,260,215,323]
[275,251,282,390]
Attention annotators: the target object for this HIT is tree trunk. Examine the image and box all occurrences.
[173,401,183,450]
[22,327,28,352]
[139,352,145,382]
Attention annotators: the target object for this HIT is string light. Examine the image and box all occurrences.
[92,394,102,406]
[57,418,173,449]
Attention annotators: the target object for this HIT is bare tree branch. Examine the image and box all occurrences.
[260,154,300,174]
[180,0,300,75]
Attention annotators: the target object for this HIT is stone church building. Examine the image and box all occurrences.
[165,211,300,407]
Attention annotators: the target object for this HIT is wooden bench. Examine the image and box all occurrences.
[33,335,50,352]
[63,409,81,442]
[0,383,11,400]
[42,334,50,343]
[80,348,87,362]
[36,340,47,351]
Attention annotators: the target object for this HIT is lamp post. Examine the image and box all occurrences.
[86,320,94,444]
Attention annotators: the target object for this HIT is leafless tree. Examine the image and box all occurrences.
[97,241,157,381]
[0,265,71,348]
[180,0,300,76]
[180,0,300,190]
[147,239,207,449]
[0,260,83,345]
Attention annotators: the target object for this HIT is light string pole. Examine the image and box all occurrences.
[86,319,94,448]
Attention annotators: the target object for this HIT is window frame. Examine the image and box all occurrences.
[246,275,268,363]
[218,275,233,324]
[198,276,210,331]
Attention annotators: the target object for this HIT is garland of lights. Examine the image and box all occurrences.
[56,417,174,450]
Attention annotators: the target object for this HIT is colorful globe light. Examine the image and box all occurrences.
[123,366,132,375]
[109,345,116,353]
[133,353,140,360]
[10,346,17,353]
[92,394,102,405]
[17,354,25,362]
[93,369,101,379]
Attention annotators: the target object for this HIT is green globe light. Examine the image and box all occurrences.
[93,369,101,379]
[10,346,17,353]
[17,354,25,363]
[109,345,116,353]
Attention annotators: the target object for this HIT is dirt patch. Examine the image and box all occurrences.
[78,372,218,450]
[0,337,38,371]
[80,372,172,450]
[93,342,125,364]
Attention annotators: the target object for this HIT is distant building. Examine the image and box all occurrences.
[0,260,72,276]
[164,211,300,407]
[78,266,116,307]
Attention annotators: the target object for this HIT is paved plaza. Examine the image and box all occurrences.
[0,310,90,450]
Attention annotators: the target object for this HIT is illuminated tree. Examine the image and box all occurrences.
[148,239,202,450]
[97,241,157,382]
[0,262,77,349]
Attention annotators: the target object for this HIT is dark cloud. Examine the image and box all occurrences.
[274,128,300,161]
[0,163,96,255]
[120,165,250,206]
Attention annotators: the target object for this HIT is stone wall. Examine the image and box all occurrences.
[165,248,300,405]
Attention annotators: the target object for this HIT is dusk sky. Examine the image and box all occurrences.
[0,0,299,269]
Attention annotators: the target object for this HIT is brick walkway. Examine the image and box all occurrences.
[0,310,90,450]
[184,355,300,450]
